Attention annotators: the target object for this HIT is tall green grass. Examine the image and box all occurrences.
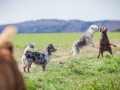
[23,56,120,90]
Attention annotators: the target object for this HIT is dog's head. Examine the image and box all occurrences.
[100,26,107,33]
[44,44,57,54]
[90,25,99,32]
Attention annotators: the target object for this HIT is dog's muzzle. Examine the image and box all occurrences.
[51,49,57,52]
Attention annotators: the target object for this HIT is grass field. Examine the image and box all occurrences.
[12,32,120,90]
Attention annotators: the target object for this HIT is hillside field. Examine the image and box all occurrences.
[12,32,120,90]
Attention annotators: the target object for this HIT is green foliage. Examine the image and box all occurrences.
[23,57,120,90]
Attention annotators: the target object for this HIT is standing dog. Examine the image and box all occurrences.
[22,43,57,73]
[97,26,116,58]
[71,25,99,58]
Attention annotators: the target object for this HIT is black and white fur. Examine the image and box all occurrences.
[22,43,57,73]
[71,25,99,58]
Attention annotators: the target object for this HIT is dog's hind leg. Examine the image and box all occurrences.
[27,63,32,73]
[23,64,27,72]
[97,52,100,58]
[101,51,104,58]
[97,48,101,58]
[26,58,33,73]
[73,51,80,58]
[108,47,113,57]
[73,47,81,58]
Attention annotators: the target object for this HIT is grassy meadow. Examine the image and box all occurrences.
[12,32,120,90]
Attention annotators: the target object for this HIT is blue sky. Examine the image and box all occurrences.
[0,0,120,25]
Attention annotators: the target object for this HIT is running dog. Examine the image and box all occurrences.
[71,25,99,58]
[22,43,57,73]
[97,26,116,58]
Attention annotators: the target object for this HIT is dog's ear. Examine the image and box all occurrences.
[105,27,107,30]
[103,26,107,31]
[49,44,53,46]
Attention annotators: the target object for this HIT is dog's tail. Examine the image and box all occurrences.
[23,43,37,55]
[110,43,117,47]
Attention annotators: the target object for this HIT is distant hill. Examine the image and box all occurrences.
[0,19,120,33]
[111,28,120,32]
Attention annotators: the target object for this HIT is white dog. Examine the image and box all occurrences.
[71,25,99,58]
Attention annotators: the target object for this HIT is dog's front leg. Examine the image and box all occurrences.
[89,40,94,47]
[86,38,94,47]
[91,41,94,48]
[23,64,27,72]
[42,64,46,72]
[27,64,31,73]
[91,38,95,48]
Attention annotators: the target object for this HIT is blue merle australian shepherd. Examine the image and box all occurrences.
[22,43,57,73]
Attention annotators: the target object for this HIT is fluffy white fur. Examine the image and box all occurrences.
[71,25,99,58]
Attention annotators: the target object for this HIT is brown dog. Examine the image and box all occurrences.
[0,26,26,90]
[97,26,116,58]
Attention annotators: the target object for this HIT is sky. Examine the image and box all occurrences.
[0,0,120,25]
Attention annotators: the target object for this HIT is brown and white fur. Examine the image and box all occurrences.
[71,25,99,58]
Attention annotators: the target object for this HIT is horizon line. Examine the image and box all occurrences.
[0,18,120,26]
